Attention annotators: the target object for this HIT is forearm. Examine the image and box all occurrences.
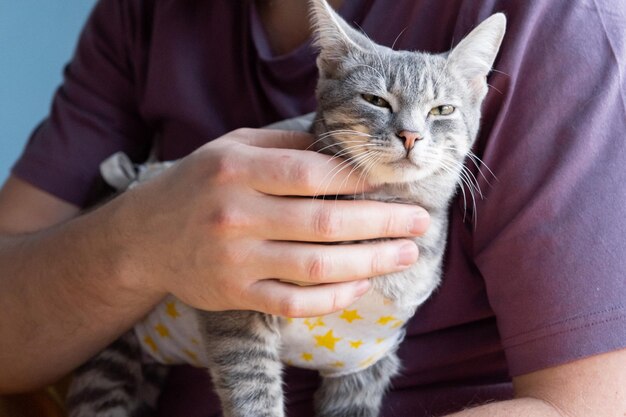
[0,195,164,393]
[445,397,564,417]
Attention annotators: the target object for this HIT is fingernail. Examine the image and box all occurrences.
[409,208,430,235]
[398,243,418,266]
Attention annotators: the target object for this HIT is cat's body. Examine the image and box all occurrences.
[67,1,506,416]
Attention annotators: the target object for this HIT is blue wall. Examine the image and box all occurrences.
[0,0,97,185]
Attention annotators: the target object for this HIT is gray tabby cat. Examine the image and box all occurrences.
[67,1,505,416]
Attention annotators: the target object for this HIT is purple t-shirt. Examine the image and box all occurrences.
[13,0,626,415]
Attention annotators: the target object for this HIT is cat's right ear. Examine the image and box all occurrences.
[308,0,369,78]
[447,13,507,98]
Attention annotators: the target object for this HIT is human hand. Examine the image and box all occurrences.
[115,128,429,317]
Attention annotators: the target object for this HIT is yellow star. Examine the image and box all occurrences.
[375,337,385,344]
[165,301,181,319]
[303,317,325,331]
[349,340,364,349]
[154,323,170,338]
[183,349,198,362]
[339,309,363,323]
[391,320,404,329]
[359,355,377,368]
[301,352,314,362]
[330,361,345,368]
[314,330,342,351]
[143,336,158,353]
[376,315,397,325]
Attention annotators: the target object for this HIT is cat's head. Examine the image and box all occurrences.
[309,0,506,187]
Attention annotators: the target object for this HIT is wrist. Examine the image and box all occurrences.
[85,189,167,301]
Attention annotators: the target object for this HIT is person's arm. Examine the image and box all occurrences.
[445,347,626,416]
[0,128,429,393]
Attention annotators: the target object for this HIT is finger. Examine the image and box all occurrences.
[227,128,316,150]
[246,279,372,318]
[240,146,375,196]
[254,240,419,284]
[249,194,429,241]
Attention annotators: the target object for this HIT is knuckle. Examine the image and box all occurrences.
[306,253,331,283]
[328,290,341,313]
[291,164,313,189]
[383,213,397,236]
[313,207,341,239]
[370,249,384,275]
[208,206,247,233]
[211,152,240,183]
[288,162,314,191]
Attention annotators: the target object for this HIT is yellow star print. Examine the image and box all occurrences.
[183,349,198,362]
[359,355,377,369]
[301,352,314,362]
[376,315,397,325]
[154,323,170,338]
[339,309,363,323]
[165,301,181,319]
[391,320,404,329]
[349,340,364,349]
[314,330,342,351]
[303,317,325,331]
[143,336,158,353]
[330,361,345,368]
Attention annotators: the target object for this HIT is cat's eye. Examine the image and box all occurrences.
[429,105,455,116]
[362,94,391,109]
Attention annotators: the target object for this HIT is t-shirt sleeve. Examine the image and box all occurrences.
[11,0,152,207]
[473,3,626,376]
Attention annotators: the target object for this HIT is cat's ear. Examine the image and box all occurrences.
[447,13,506,97]
[308,0,370,77]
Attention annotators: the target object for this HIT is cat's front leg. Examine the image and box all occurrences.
[314,350,400,417]
[196,310,284,417]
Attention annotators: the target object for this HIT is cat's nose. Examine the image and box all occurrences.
[397,131,422,150]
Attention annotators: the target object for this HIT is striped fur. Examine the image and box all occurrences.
[67,332,167,417]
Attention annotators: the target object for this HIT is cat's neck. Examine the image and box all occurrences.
[256,0,345,55]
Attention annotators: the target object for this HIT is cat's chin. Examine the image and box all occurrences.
[365,161,432,185]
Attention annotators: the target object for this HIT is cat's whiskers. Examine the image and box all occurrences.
[356,154,384,200]
[316,140,370,157]
[465,150,498,186]
[312,147,375,205]
[446,155,484,200]
[391,27,409,50]
[317,129,373,140]
[326,152,379,211]
[437,146,494,193]
[306,130,372,151]
[420,150,478,224]
[487,83,503,95]
[325,144,374,166]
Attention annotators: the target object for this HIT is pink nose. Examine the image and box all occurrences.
[397,131,422,150]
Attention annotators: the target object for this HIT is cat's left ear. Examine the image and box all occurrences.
[447,13,506,97]
[308,0,371,78]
